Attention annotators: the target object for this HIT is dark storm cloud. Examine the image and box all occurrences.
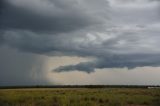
[0,32,4,45]
[0,0,98,33]
[0,0,109,54]
[54,54,160,73]
[0,0,160,74]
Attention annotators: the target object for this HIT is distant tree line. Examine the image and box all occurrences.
[0,85,160,89]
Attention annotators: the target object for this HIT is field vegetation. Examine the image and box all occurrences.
[0,88,160,106]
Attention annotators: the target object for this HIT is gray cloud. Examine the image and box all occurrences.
[0,0,160,74]
[54,54,160,73]
[0,0,107,33]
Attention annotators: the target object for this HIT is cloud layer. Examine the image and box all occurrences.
[1,0,160,73]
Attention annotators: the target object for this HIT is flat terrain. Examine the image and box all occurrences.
[0,88,160,106]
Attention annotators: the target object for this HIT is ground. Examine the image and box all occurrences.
[0,88,160,106]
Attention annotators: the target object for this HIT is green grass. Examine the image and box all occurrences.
[0,88,160,106]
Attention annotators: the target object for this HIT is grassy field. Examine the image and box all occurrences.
[0,88,160,106]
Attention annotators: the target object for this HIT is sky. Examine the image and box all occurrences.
[0,0,160,86]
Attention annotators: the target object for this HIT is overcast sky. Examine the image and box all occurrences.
[0,0,160,86]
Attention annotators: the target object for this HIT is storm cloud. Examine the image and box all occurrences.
[0,0,108,33]
[1,0,160,74]
[54,54,160,73]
